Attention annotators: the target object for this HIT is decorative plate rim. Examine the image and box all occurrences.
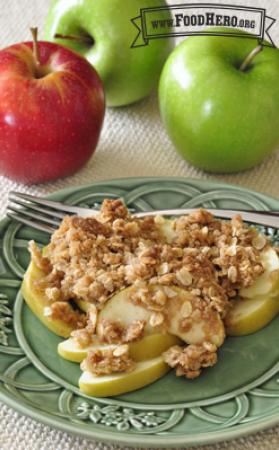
[1,387,279,448]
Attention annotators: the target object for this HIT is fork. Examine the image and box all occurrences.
[7,191,279,233]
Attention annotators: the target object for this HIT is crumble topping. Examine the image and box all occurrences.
[32,200,266,313]
[29,240,51,273]
[71,305,97,347]
[80,344,135,376]
[163,343,218,379]
[28,199,272,378]
[98,319,146,344]
[44,301,87,329]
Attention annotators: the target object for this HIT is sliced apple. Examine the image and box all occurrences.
[97,286,152,332]
[226,247,279,336]
[129,333,181,361]
[58,333,181,363]
[225,294,279,336]
[58,337,100,362]
[21,260,83,338]
[79,356,169,397]
[166,288,225,347]
[97,285,225,347]
[240,248,279,298]
[75,299,92,313]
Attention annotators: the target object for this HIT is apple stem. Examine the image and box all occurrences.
[239,44,263,72]
[54,33,93,46]
[30,27,40,67]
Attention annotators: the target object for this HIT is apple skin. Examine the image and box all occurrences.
[44,0,172,107]
[0,41,105,184]
[159,33,279,173]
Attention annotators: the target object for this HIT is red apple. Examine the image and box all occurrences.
[0,29,105,183]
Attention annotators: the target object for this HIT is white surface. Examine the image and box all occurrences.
[0,0,279,449]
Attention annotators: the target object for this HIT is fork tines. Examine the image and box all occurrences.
[7,211,56,233]
[7,191,71,233]
[7,192,98,234]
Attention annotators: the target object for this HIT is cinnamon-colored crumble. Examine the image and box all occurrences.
[29,240,51,273]
[71,305,97,347]
[81,344,135,376]
[163,342,217,378]
[98,319,146,344]
[44,301,87,329]
[28,199,271,378]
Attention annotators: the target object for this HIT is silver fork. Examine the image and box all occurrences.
[7,191,279,233]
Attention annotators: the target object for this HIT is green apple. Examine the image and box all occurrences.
[226,247,279,336]
[45,0,172,107]
[79,356,169,397]
[97,285,225,347]
[225,294,279,336]
[240,248,279,298]
[21,260,83,338]
[159,31,279,173]
[58,333,180,363]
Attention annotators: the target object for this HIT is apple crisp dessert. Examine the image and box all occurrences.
[26,199,279,382]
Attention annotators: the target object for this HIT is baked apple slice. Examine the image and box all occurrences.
[79,356,169,397]
[97,285,225,347]
[240,247,279,298]
[225,295,279,336]
[226,248,279,336]
[58,333,180,363]
[21,260,85,338]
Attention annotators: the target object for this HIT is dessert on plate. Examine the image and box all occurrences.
[22,199,279,396]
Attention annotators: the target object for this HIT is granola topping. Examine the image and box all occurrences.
[28,199,272,378]
[98,319,146,344]
[43,302,86,329]
[71,305,98,347]
[180,301,192,318]
[163,343,218,379]
[81,344,135,376]
[149,312,165,327]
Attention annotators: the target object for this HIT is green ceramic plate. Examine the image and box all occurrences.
[0,177,279,448]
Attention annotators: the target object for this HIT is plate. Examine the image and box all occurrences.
[0,177,279,448]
